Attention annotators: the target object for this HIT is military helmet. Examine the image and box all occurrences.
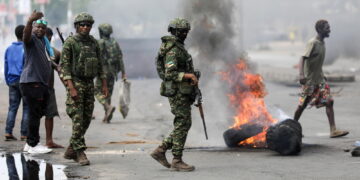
[168,18,191,32]
[74,12,94,24]
[98,23,113,35]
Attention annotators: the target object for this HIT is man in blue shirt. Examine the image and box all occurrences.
[4,25,30,141]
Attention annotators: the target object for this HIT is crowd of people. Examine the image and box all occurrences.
[3,10,126,166]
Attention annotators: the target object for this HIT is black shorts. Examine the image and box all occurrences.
[45,88,59,118]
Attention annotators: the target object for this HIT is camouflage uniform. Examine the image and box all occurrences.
[95,23,125,106]
[151,18,196,171]
[60,13,106,151]
[159,34,195,157]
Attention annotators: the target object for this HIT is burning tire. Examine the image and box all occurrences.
[223,124,263,147]
[266,119,302,155]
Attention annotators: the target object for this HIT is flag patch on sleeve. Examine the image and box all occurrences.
[165,61,175,68]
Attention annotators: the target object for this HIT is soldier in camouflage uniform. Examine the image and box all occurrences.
[60,12,108,166]
[151,18,198,172]
[95,23,126,123]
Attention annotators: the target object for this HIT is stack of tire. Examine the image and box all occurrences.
[266,119,302,155]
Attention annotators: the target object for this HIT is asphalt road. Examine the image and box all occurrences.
[1,46,360,179]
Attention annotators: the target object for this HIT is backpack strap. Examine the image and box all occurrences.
[156,42,176,80]
[98,39,110,62]
[160,42,176,57]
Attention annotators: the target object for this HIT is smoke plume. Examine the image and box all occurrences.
[182,0,241,69]
[180,0,244,146]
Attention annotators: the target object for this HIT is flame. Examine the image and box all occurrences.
[221,60,278,147]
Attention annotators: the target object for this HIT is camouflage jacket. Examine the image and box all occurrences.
[60,34,106,80]
[160,35,194,82]
[98,37,125,78]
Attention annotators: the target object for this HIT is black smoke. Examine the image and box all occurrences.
[182,0,241,67]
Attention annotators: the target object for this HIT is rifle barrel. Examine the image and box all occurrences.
[198,104,208,140]
[53,27,67,86]
[56,27,65,44]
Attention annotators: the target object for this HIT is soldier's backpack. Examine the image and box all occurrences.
[155,42,175,80]
[98,38,122,74]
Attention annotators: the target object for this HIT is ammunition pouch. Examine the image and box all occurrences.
[178,81,194,95]
[73,56,99,79]
[84,57,99,78]
[160,81,177,97]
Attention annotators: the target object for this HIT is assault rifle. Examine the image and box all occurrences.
[54,27,67,86]
[194,71,208,140]
[56,27,65,43]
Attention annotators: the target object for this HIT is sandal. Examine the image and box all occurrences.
[5,134,18,141]
[330,130,349,138]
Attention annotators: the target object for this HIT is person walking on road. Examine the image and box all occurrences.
[60,12,108,165]
[95,23,126,123]
[151,18,199,172]
[293,19,348,138]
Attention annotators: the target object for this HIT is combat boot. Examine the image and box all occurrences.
[76,150,90,166]
[171,156,195,172]
[150,145,171,168]
[64,146,77,160]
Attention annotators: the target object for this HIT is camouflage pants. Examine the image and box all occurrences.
[162,93,192,157]
[66,78,95,151]
[95,75,115,106]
